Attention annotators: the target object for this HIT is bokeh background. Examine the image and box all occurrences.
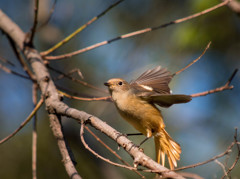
[0,0,239,178]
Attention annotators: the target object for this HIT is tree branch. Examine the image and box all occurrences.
[43,0,231,60]
[0,9,183,179]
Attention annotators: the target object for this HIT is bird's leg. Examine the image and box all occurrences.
[139,136,150,146]
[126,133,143,136]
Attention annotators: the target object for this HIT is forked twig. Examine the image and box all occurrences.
[221,128,240,179]
[0,98,44,145]
[174,129,239,172]
[48,65,108,94]
[80,122,139,171]
[84,126,145,178]
[41,0,124,56]
[191,69,238,98]
[44,0,231,60]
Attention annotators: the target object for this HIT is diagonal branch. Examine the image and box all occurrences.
[173,42,211,76]
[191,69,238,98]
[0,98,44,145]
[41,0,124,56]
[44,0,231,60]
[84,126,145,178]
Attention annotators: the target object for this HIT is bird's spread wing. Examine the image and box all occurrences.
[130,66,192,107]
[130,66,172,94]
[145,94,192,108]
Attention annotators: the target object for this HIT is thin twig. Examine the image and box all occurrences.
[215,159,229,179]
[174,142,235,171]
[44,0,231,60]
[0,98,44,145]
[191,69,238,98]
[173,42,211,76]
[59,90,111,102]
[221,128,240,179]
[32,83,38,179]
[29,0,39,44]
[48,65,108,94]
[80,122,140,172]
[55,68,84,80]
[84,126,145,178]
[41,0,124,56]
[7,35,36,80]
[0,63,30,79]
[176,172,204,179]
[0,56,14,66]
[37,0,57,30]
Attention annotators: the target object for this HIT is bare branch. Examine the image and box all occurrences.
[59,90,111,102]
[225,0,240,15]
[0,62,30,79]
[0,10,183,178]
[48,65,108,94]
[37,0,57,30]
[221,128,240,179]
[215,159,229,179]
[49,114,82,179]
[29,0,39,44]
[0,98,44,145]
[7,35,36,80]
[80,122,140,171]
[173,42,211,76]
[191,69,238,98]
[32,83,38,179]
[175,142,235,171]
[84,126,145,178]
[41,0,124,56]
[0,56,14,66]
[44,0,231,60]
[177,172,204,179]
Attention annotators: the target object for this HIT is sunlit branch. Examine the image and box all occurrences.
[41,0,124,56]
[191,69,238,98]
[44,0,231,60]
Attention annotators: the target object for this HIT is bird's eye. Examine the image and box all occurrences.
[118,81,123,85]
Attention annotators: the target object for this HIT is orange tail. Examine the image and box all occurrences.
[154,129,181,170]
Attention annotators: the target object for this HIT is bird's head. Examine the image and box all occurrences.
[104,78,130,94]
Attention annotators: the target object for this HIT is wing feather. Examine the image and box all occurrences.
[130,66,172,94]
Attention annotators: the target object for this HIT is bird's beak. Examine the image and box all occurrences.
[104,82,110,86]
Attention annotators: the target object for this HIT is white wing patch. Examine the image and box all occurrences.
[140,85,153,91]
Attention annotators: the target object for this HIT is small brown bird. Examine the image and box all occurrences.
[104,66,192,169]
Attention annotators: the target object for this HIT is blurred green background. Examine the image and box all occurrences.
[0,0,239,178]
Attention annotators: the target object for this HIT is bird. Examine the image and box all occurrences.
[104,66,192,169]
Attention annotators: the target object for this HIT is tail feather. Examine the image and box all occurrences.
[154,129,181,170]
